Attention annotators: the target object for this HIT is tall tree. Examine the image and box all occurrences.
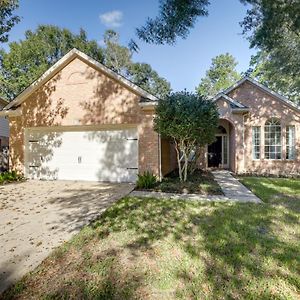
[240,0,300,51]
[0,26,171,100]
[137,0,299,46]
[248,49,300,104]
[102,29,171,99]
[196,53,241,97]
[137,0,210,45]
[241,0,300,104]
[0,0,20,43]
[102,30,131,76]
[0,25,104,99]
[127,62,171,99]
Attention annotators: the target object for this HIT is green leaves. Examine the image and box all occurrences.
[154,91,218,181]
[196,53,241,98]
[0,27,171,101]
[0,0,20,43]
[102,30,132,76]
[0,25,104,100]
[102,29,171,99]
[127,62,171,99]
[155,91,218,146]
[241,0,300,104]
[136,0,210,45]
[240,0,300,51]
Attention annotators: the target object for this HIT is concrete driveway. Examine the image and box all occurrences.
[0,180,133,294]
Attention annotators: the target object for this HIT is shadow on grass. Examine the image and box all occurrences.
[3,195,300,299]
[91,197,300,298]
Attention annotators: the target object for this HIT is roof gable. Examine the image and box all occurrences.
[212,93,247,109]
[3,48,158,112]
[223,77,300,113]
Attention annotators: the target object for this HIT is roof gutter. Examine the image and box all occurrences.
[139,101,158,110]
[232,108,249,114]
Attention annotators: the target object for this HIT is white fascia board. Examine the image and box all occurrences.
[212,93,246,108]
[0,108,22,117]
[139,101,157,109]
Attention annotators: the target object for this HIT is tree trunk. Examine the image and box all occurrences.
[174,139,183,181]
[189,146,200,175]
[183,152,188,181]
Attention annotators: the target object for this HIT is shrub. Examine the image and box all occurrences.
[0,171,24,184]
[136,171,157,189]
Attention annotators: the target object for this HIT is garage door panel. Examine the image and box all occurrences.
[26,128,138,182]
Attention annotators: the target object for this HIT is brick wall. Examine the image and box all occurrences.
[9,57,160,177]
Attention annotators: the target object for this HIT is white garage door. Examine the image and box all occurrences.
[25,128,138,182]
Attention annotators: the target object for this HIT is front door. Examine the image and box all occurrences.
[208,136,222,167]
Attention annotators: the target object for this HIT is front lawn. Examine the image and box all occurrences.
[239,176,300,208]
[137,170,223,195]
[3,178,300,299]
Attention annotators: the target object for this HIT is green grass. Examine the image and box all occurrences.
[0,171,24,184]
[239,176,300,209]
[2,178,300,299]
[152,170,223,195]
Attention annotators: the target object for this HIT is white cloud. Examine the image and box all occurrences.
[99,10,123,27]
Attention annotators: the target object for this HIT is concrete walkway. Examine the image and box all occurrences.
[131,171,261,204]
[212,170,261,203]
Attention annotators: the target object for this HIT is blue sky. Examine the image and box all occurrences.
[3,0,256,92]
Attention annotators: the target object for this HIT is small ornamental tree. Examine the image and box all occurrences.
[154,91,219,181]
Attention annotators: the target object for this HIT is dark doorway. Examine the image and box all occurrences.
[208,136,222,167]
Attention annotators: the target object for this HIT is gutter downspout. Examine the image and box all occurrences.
[158,133,162,181]
[242,113,249,173]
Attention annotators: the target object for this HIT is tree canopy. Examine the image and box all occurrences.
[154,91,218,181]
[0,0,20,43]
[0,25,103,99]
[137,0,210,45]
[137,0,299,103]
[247,48,300,104]
[196,53,241,97]
[102,30,171,99]
[240,0,300,52]
[128,62,171,100]
[241,0,300,104]
[137,0,299,47]
[0,26,171,100]
[102,29,132,76]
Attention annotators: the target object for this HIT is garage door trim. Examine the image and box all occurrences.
[24,125,139,182]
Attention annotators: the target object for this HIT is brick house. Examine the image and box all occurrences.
[0,49,299,181]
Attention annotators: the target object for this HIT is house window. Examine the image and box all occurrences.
[264,118,282,159]
[252,127,261,159]
[286,126,296,160]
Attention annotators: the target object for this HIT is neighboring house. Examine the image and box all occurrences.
[0,49,299,182]
[0,97,9,149]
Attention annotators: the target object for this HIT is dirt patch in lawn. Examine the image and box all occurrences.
[137,170,223,195]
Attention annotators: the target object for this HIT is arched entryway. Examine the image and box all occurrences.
[208,125,229,168]
[207,119,235,170]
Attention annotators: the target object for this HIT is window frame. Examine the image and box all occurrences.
[252,126,261,160]
[264,118,282,160]
[286,125,296,160]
